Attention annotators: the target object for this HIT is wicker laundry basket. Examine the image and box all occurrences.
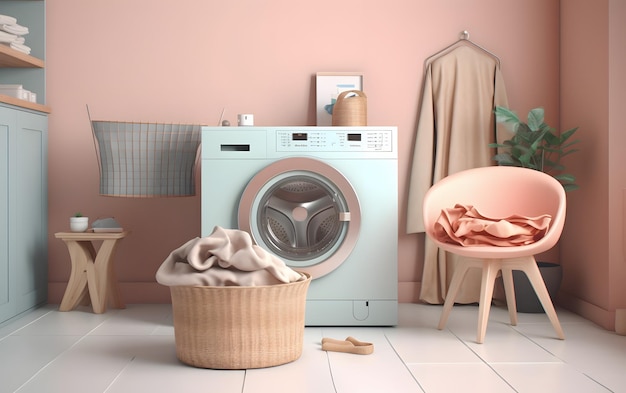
[169,273,311,369]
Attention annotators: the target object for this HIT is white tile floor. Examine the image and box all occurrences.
[0,303,624,393]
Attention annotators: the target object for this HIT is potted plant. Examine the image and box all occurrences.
[70,212,89,232]
[490,106,580,191]
[489,106,581,312]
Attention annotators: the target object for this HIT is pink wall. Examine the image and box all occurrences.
[559,0,626,330]
[45,0,561,304]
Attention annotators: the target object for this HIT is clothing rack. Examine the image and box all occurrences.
[425,30,501,68]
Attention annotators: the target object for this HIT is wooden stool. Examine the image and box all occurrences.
[55,231,129,313]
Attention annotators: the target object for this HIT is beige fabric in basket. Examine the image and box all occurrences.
[156,226,305,286]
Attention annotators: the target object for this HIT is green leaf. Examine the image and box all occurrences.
[561,148,580,158]
[529,132,545,147]
[560,127,579,143]
[542,131,560,147]
[554,173,576,183]
[517,122,533,135]
[547,162,565,172]
[561,140,580,149]
[538,123,552,134]
[495,106,520,132]
[527,107,545,131]
[495,106,520,123]
[492,153,516,166]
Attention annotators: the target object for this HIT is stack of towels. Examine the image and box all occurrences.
[0,14,31,55]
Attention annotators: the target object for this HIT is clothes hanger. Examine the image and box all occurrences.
[424,30,501,68]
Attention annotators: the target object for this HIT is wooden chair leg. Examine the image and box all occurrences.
[438,263,472,330]
[520,261,565,340]
[501,266,518,326]
[476,261,500,344]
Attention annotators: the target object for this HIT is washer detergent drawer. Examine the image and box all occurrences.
[202,129,267,159]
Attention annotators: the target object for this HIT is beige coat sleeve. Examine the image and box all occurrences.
[406,65,435,234]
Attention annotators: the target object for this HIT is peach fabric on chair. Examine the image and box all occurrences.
[422,166,566,343]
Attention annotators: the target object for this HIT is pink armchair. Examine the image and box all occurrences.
[422,166,566,343]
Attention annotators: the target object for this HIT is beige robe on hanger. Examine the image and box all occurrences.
[406,44,509,304]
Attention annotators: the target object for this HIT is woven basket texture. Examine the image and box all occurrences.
[170,273,311,369]
[332,90,367,126]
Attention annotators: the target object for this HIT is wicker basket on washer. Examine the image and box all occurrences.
[332,90,367,126]
[170,273,311,369]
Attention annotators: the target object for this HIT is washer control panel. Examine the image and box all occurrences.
[276,129,393,152]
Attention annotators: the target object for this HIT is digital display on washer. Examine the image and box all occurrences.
[292,133,307,141]
[347,133,362,142]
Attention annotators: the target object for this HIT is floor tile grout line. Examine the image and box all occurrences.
[103,356,136,393]
[0,308,55,342]
[511,326,568,359]
[383,332,426,392]
[319,327,339,393]
[582,373,616,392]
[324,349,339,392]
[13,316,113,392]
[241,370,247,393]
[446,328,520,393]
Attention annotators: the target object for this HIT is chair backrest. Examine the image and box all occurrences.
[422,166,566,258]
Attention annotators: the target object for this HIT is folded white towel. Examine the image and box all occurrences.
[12,42,30,54]
[13,36,25,44]
[0,15,17,26]
[0,30,17,43]
[0,23,28,36]
[1,42,31,54]
[156,226,305,287]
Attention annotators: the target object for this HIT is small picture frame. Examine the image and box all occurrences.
[316,72,364,126]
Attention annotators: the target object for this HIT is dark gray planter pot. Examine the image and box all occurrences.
[512,262,563,313]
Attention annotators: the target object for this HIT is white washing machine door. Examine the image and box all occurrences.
[238,157,361,279]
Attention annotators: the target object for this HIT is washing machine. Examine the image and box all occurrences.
[201,126,398,326]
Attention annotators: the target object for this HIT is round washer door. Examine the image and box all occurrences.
[238,157,361,279]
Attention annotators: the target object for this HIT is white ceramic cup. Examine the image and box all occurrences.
[70,216,89,232]
[237,114,254,126]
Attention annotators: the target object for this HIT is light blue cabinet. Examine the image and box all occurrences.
[0,104,47,324]
[0,0,48,324]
